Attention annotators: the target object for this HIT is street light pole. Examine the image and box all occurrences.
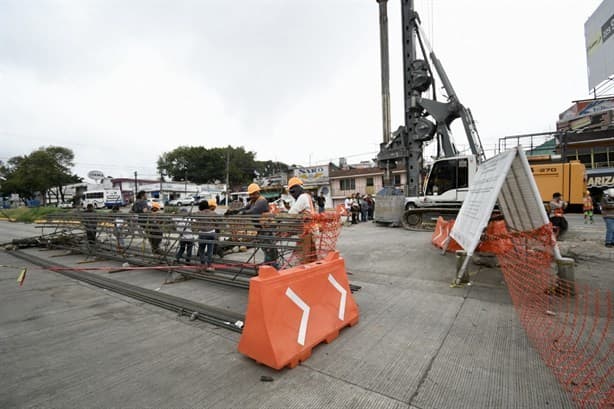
[133,171,138,201]
[225,148,230,206]
[159,171,163,201]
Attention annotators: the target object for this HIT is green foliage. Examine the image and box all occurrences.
[0,206,70,223]
[157,145,288,189]
[0,146,82,204]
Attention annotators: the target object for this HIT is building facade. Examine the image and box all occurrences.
[329,166,407,207]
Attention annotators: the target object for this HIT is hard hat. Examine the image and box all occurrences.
[208,199,217,208]
[604,188,614,197]
[150,202,161,210]
[287,177,303,189]
[247,183,261,194]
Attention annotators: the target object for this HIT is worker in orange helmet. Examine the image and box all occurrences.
[286,177,316,264]
[287,177,314,215]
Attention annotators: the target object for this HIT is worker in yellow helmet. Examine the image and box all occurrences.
[238,183,269,215]
[236,182,279,268]
[287,177,314,215]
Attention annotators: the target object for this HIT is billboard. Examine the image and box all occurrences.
[585,0,614,90]
[294,165,329,185]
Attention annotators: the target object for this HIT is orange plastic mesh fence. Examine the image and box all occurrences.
[490,225,613,409]
[282,208,344,268]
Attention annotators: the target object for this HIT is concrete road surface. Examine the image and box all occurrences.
[1,214,611,408]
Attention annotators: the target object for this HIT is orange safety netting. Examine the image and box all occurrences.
[490,225,613,409]
[282,208,345,268]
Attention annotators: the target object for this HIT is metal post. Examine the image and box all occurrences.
[401,0,423,197]
[159,171,163,201]
[376,1,391,145]
[184,171,188,197]
[454,250,470,285]
[377,0,393,187]
[134,171,138,199]
[556,258,575,296]
[225,147,230,206]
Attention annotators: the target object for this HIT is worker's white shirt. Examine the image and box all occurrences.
[289,193,314,215]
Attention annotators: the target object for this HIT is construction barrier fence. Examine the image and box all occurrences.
[30,207,346,274]
[490,225,612,409]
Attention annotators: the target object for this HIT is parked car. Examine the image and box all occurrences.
[58,202,73,209]
[168,196,195,207]
[147,198,165,210]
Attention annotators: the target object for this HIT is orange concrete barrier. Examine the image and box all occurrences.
[335,203,347,216]
[432,217,511,255]
[431,217,462,251]
[476,219,511,254]
[238,251,359,370]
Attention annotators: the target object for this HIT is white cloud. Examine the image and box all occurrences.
[0,0,606,179]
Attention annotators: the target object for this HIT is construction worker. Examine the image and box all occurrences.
[601,188,614,248]
[234,183,279,268]
[83,203,97,245]
[237,183,269,215]
[583,191,594,224]
[196,200,217,271]
[549,192,568,237]
[286,177,316,264]
[148,201,164,254]
[207,198,217,212]
[287,177,314,214]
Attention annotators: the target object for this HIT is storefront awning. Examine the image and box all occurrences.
[587,167,614,188]
[261,191,281,199]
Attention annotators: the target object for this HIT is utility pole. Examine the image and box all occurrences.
[184,170,187,197]
[133,171,138,200]
[225,147,230,206]
[159,171,163,201]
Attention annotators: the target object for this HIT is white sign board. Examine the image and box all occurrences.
[87,170,105,181]
[294,165,329,184]
[450,147,550,258]
[585,0,614,90]
[450,149,516,255]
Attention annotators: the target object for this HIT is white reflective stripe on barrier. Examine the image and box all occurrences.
[285,287,310,346]
[327,274,346,321]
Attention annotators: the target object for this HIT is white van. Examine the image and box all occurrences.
[193,191,221,205]
[82,189,124,209]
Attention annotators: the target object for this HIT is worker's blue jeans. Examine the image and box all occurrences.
[198,231,217,265]
[604,217,614,244]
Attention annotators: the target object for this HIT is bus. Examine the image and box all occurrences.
[82,190,124,209]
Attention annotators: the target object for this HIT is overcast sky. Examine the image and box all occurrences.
[0,0,605,181]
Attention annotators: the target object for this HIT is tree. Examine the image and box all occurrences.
[157,145,286,189]
[0,146,81,205]
[253,160,289,178]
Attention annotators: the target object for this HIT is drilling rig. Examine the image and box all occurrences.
[374,0,486,230]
